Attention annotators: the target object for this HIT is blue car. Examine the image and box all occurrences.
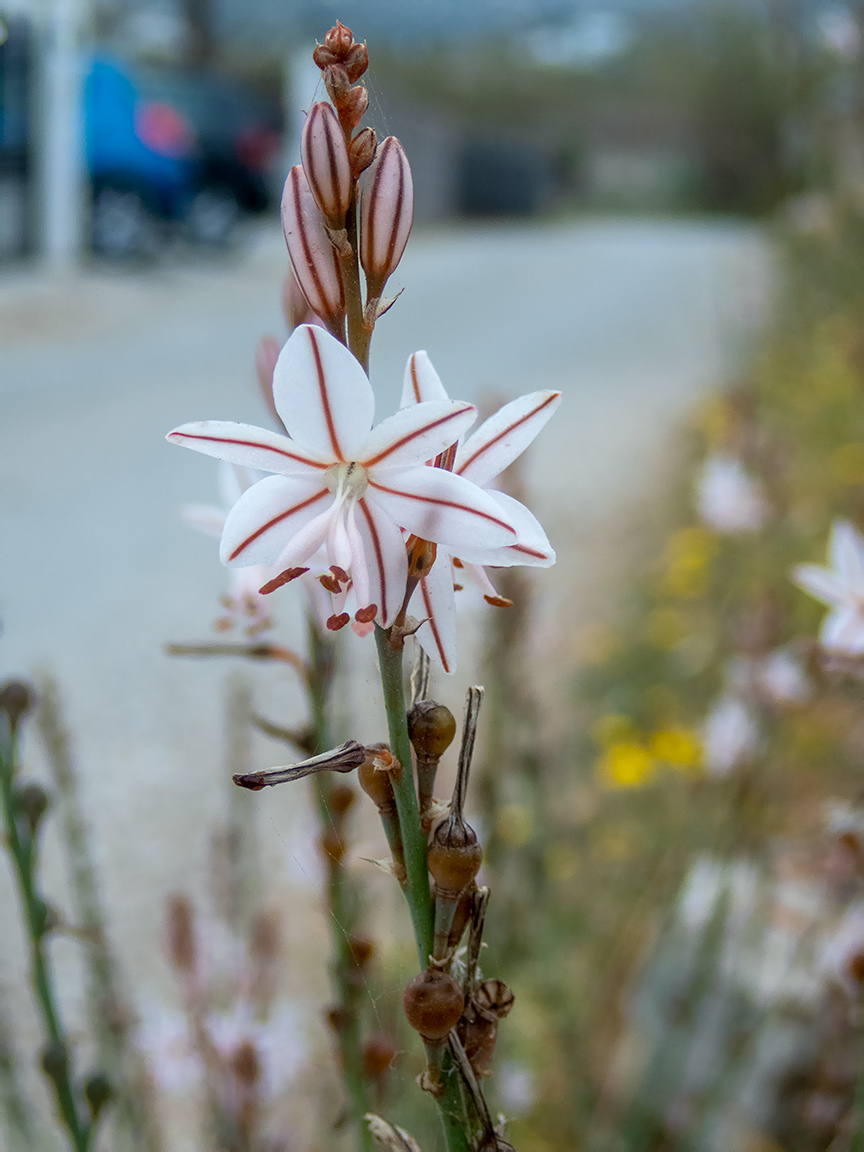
[85,55,281,256]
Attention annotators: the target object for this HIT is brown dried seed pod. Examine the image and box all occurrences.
[403,968,464,1042]
[428,825,483,897]
[408,700,456,761]
[0,680,34,732]
[476,978,514,1020]
[362,1031,397,1081]
[320,827,345,864]
[328,782,356,819]
[347,934,375,969]
[459,1011,499,1079]
[358,744,399,814]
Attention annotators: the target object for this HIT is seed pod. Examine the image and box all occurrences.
[347,934,375,969]
[84,1072,113,1120]
[14,782,50,835]
[358,745,406,884]
[476,978,514,1020]
[320,826,345,864]
[0,680,33,734]
[328,782,356,820]
[403,968,464,1042]
[281,165,346,338]
[301,102,352,228]
[360,137,413,297]
[408,698,456,828]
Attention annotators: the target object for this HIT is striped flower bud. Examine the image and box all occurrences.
[281,165,346,338]
[349,126,377,180]
[301,102,352,228]
[360,136,413,296]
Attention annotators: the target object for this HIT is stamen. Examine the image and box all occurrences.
[214,617,233,632]
[452,557,464,569]
[319,573,341,594]
[259,567,310,595]
[331,564,350,583]
[453,583,464,592]
[355,604,378,623]
[483,594,513,608]
[327,612,351,631]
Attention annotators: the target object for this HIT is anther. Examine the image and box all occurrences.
[483,595,514,608]
[355,604,378,624]
[330,565,350,583]
[327,612,351,631]
[318,573,341,594]
[259,567,310,595]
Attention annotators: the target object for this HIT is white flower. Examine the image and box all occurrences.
[792,519,864,654]
[137,1007,202,1094]
[701,694,759,776]
[182,461,275,635]
[168,325,518,629]
[695,455,768,533]
[400,351,560,671]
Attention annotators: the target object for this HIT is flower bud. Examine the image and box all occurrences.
[360,137,413,295]
[358,744,400,814]
[343,42,369,83]
[41,1042,69,1084]
[403,968,464,1042]
[84,1072,113,1119]
[0,680,33,734]
[319,21,354,62]
[14,782,50,834]
[347,934,375,968]
[281,166,346,337]
[349,127,377,180]
[328,782,356,820]
[301,102,352,228]
[363,1031,397,1083]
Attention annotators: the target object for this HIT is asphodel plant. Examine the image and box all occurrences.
[167,22,561,1152]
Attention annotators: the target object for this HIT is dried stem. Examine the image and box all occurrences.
[165,641,306,676]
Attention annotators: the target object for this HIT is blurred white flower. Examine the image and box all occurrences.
[820,902,864,999]
[137,1007,201,1094]
[727,648,810,706]
[210,1001,308,1099]
[181,461,275,636]
[818,7,861,58]
[695,455,768,534]
[701,694,759,776]
[792,520,864,654]
[497,1060,537,1115]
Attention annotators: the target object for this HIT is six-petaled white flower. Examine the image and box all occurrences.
[400,351,560,672]
[792,519,864,654]
[167,324,519,629]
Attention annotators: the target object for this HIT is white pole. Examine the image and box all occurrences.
[37,0,87,267]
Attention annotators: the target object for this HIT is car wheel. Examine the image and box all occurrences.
[184,186,241,247]
[91,185,156,258]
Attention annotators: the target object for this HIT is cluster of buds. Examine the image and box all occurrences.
[282,21,413,352]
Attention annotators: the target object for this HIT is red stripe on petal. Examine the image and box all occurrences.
[419,576,450,673]
[169,430,326,469]
[457,392,560,476]
[513,543,550,560]
[409,354,421,403]
[307,327,344,460]
[228,488,329,562]
[357,498,389,616]
[368,481,517,536]
[362,408,467,468]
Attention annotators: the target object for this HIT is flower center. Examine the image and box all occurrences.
[324,461,368,501]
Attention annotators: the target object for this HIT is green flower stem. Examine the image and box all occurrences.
[0,717,89,1152]
[373,628,474,1152]
[306,623,373,1152]
[343,198,371,373]
[373,626,433,965]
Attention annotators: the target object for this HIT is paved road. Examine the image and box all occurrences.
[0,218,771,1111]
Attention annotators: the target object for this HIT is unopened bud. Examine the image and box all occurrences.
[166,893,196,974]
[302,103,352,227]
[14,782,50,834]
[403,968,464,1042]
[328,782,356,819]
[281,166,346,336]
[341,84,369,130]
[360,137,413,295]
[343,42,369,82]
[84,1072,113,1119]
[321,21,354,61]
[349,127,377,180]
[41,1042,69,1084]
[282,268,321,330]
[0,681,33,733]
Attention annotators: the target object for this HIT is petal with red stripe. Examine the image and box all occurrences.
[411,553,457,674]
[400,350,449,408]
[455,492,555,568]
[354,497,407,628]
[220,475,330,566]
[456,390,561,487]
[167,421,327,475]
[368,466,517,551]
[362,400,475,470]
[272,325,374,462]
